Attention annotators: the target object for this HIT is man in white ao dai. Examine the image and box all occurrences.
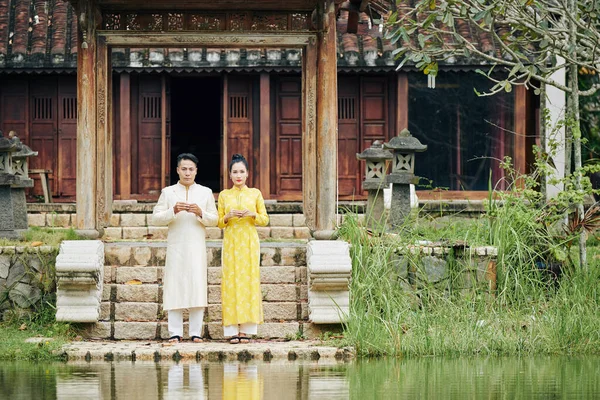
[152,153,218,343]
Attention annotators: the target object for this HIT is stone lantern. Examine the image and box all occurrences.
[384,129,427,228]
[11,136,38,230]
[0,131,21,238]
[356,140,393,229]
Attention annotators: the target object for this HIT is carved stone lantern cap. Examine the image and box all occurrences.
[0,130,18,152]
[356,140,393,161]
[384,129,427,153]
[12,136,38,158]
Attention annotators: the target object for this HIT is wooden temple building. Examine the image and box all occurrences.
[0,0,540,234]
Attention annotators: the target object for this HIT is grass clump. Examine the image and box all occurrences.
[0,227,82,247]
[0,297,74,361]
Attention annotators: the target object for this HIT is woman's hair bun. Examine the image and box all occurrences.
[232,153,245,161]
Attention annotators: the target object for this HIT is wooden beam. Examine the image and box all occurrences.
[302,36,318,232]
[396,73,408,134]
[119,73,131,198]
[315,0,338,234]
[259,73,271,196]
[99,31,314,47]
[96,35,112,228]
[76,0,98,231]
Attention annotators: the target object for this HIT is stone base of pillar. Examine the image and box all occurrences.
[307,240,351,324]
[312,230,337,240]
[75,229,103,239]
[389,185,412,228]
[366,190,386,230]
[55,240,104,323]
[11,188,28,230]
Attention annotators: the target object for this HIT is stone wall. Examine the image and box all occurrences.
[0,245,57,318]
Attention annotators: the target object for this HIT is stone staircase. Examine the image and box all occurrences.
[82,241,336,341]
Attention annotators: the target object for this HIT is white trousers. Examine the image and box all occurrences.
[223,323,258,337]
[168,307,205,338]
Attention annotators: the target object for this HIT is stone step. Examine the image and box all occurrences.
[104,241,307,268]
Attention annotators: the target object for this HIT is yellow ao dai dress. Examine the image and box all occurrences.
[218,186,269,327]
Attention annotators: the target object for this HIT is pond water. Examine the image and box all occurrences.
[1,356,599,399]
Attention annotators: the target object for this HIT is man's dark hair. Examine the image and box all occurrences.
[177,153,199,167]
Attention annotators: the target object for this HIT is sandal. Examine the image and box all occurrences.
[167,335,182,343]
[239,334,250,344]
[191,336,203,343]
[229,336,240,344]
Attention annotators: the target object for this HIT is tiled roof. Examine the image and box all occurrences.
[0,0,496,73]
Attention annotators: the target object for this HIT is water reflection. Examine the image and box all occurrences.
[1,356,599,399]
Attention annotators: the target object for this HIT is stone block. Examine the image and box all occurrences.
[263,302,297,321]
[157,267,164,282]
[102,284,112,301]
[207,304,222,321]
[300,302,309,319]
[122,227,149,240]
[115,303,159,321]
[281,247,306,266]
[103,266,114,283]
[46,213,71,228]
[296,267,307,283]
[260,266,296,283]
[114,322,158,340]
[206,227,222,240]
[208,267,222,285]
[27,214,45,227]
[109,213,120,227]
[133,247,152,266]
[208,248,221,267]
[206,322,225,340]
[256,227,271,239]
[116,267,158,283]
[207,285,221,304]
[83,321,112,339]
[103,227,122,240]
[116,284,159,302]
[299,285,308,300]
[260,248,278,266]
[292,214,306,227]
[100,302,111,321]
[104,246,132,266]
[294,227,312,239]
[153,247,167,266]
[120,213,147,227]
[302,323,343,340]
[269,214,293,227]
[257,322,301,339]
[148,226,168,240]
[261,284,297,302]
[270,227,294,239]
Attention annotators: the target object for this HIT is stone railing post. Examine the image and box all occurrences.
[11,136,37,230]
[306,240,351,324]
[55,240,104,322]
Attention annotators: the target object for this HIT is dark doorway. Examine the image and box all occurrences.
[170,77,221,192]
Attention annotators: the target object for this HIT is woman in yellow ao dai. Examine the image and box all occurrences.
[218,154,269,344]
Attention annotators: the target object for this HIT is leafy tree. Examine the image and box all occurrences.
[387,0,600,268]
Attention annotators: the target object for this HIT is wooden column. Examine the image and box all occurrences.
[96,35,112,228]
[222,74,229,190]
[514,85,527,186]
[161,75,167,188]
[259,73,271,196]
[75,0,98,233]
[314,0,338,236]
[396,73,408,134]
[119,73,131,199]
[302,37,318,231]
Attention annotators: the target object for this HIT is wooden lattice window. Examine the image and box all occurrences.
[143,95,161,119]
[229,95,248,119]
[33,97,53,120]
[338,97,356,120]
[62,97,77,119]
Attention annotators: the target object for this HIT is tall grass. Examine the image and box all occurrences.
[338,210,600,357]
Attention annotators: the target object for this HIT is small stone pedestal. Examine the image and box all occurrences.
[356,141,393,230]
[0,133,20,238]
[11,137,37,230]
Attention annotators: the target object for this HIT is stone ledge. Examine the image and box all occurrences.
[61,340,354,362]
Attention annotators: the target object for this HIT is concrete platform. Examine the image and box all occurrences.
[61,340,354,363]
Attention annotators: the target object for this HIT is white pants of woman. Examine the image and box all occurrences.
[168,307,205,338]
[223,323,258,337]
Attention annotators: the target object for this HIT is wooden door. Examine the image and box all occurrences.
[30,78,58,196]
[338,76,360,197]
[272,76,303,199]
[136,76,163,196]
[0,78,28,142]
[57,77,77,197]
[226,76,254,186]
